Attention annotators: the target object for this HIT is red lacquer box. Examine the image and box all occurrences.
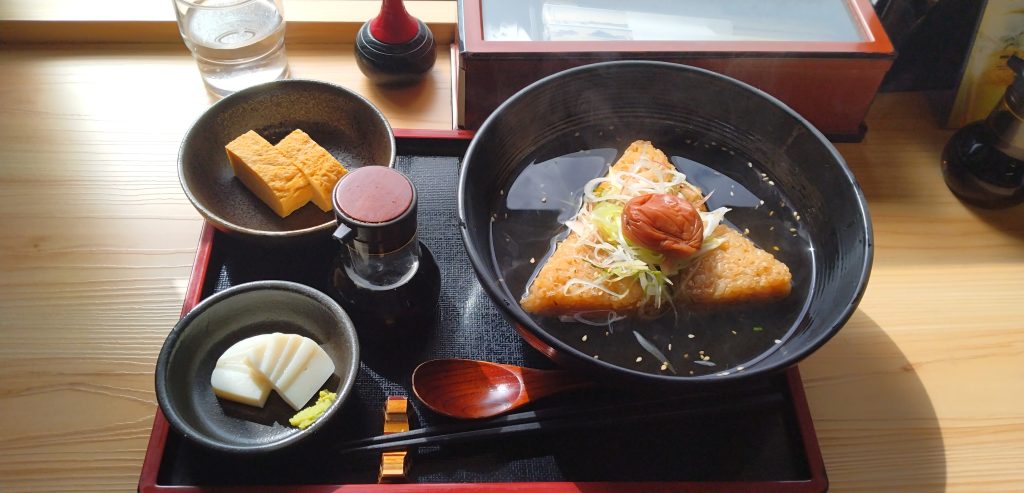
[455,0,895,141]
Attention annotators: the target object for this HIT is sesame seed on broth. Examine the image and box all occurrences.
[488,127,813,377]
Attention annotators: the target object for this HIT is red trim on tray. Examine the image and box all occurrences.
[138,222,216,493]
[182,223,216,315]
[139,140,827,492]
[393,128,475,140]
[140,478,825,492]
[138,409,170,493]
[460,0,892,56]
[787,366,830,492]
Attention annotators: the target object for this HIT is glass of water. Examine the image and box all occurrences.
[172,0,290,97]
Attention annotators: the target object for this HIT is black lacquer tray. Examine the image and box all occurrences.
[139,133,827,492]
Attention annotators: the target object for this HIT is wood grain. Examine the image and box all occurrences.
[0,41,1022,493]
[0,42,450,492]
[802,94,1024,492]
[0,1,458,44]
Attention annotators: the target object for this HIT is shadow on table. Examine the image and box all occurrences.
[963,202,1024,241]
[364,71,437,115]
[800,309,946,492]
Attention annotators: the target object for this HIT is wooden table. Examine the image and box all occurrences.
[0,41,1022,492]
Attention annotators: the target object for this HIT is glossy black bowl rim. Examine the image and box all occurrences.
[177,78,397,238]
[154,280,361,453]
[457,60,874,386]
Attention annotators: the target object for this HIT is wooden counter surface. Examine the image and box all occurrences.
[0,42,1021,492]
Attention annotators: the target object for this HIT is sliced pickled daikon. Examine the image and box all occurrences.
[211,335,273,407]
[268,334,303,384]
[255,333,289,377]
[220,334,271,363]
[276,343,335,410]
[211,359,270,407]
[273,337,318,391]
[210,332,335,411]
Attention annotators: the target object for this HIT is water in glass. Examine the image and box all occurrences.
[176,0,289,96]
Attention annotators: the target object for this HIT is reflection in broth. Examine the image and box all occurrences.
[505,148,616,222]
[490,137,814,377]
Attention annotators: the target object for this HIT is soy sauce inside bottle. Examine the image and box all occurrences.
[329,166,440,346]
[942,54,1024,208]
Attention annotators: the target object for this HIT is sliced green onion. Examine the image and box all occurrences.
[633,330,677,374]
[559,310,627,327]
[591,202,624,243]
[699,206,731,239]
[564,278,628,299]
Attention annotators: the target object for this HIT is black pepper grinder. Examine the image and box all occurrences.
[354,0,436,86]
[329,166,440,344]
[942,54,1024,208]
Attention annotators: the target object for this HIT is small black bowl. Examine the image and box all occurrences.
[458,61,873,387]
[155,281,360,453]
[178,79,396,242]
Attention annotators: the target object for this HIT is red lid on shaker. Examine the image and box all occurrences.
[332,166,418,254]
[334,166,412,223]
[368,0,420,45]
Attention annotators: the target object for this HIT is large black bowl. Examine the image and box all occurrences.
[457,61,872,387]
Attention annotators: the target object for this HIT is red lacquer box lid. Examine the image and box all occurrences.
[456,0,895,140]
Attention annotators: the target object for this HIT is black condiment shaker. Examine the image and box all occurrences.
[329,166,440,345]
[941,54,1024,208]
[354,0,436,86]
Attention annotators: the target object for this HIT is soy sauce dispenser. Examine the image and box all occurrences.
[354,0,436,86]
[942,54,1024,208]
[329,166,440,343]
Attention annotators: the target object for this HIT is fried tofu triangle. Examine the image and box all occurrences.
[519,227,646,316]
[678,226,792,305]
[520,140,791,317]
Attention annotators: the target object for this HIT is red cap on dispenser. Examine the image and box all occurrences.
[332,166,418,254]
[334,166,412,223]
[369,0,420,45]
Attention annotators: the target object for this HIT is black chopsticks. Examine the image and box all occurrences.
[333,388,783,456]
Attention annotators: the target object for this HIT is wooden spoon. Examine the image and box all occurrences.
[411,359,596,419]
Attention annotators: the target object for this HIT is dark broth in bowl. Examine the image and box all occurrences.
[489,130,814,377]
